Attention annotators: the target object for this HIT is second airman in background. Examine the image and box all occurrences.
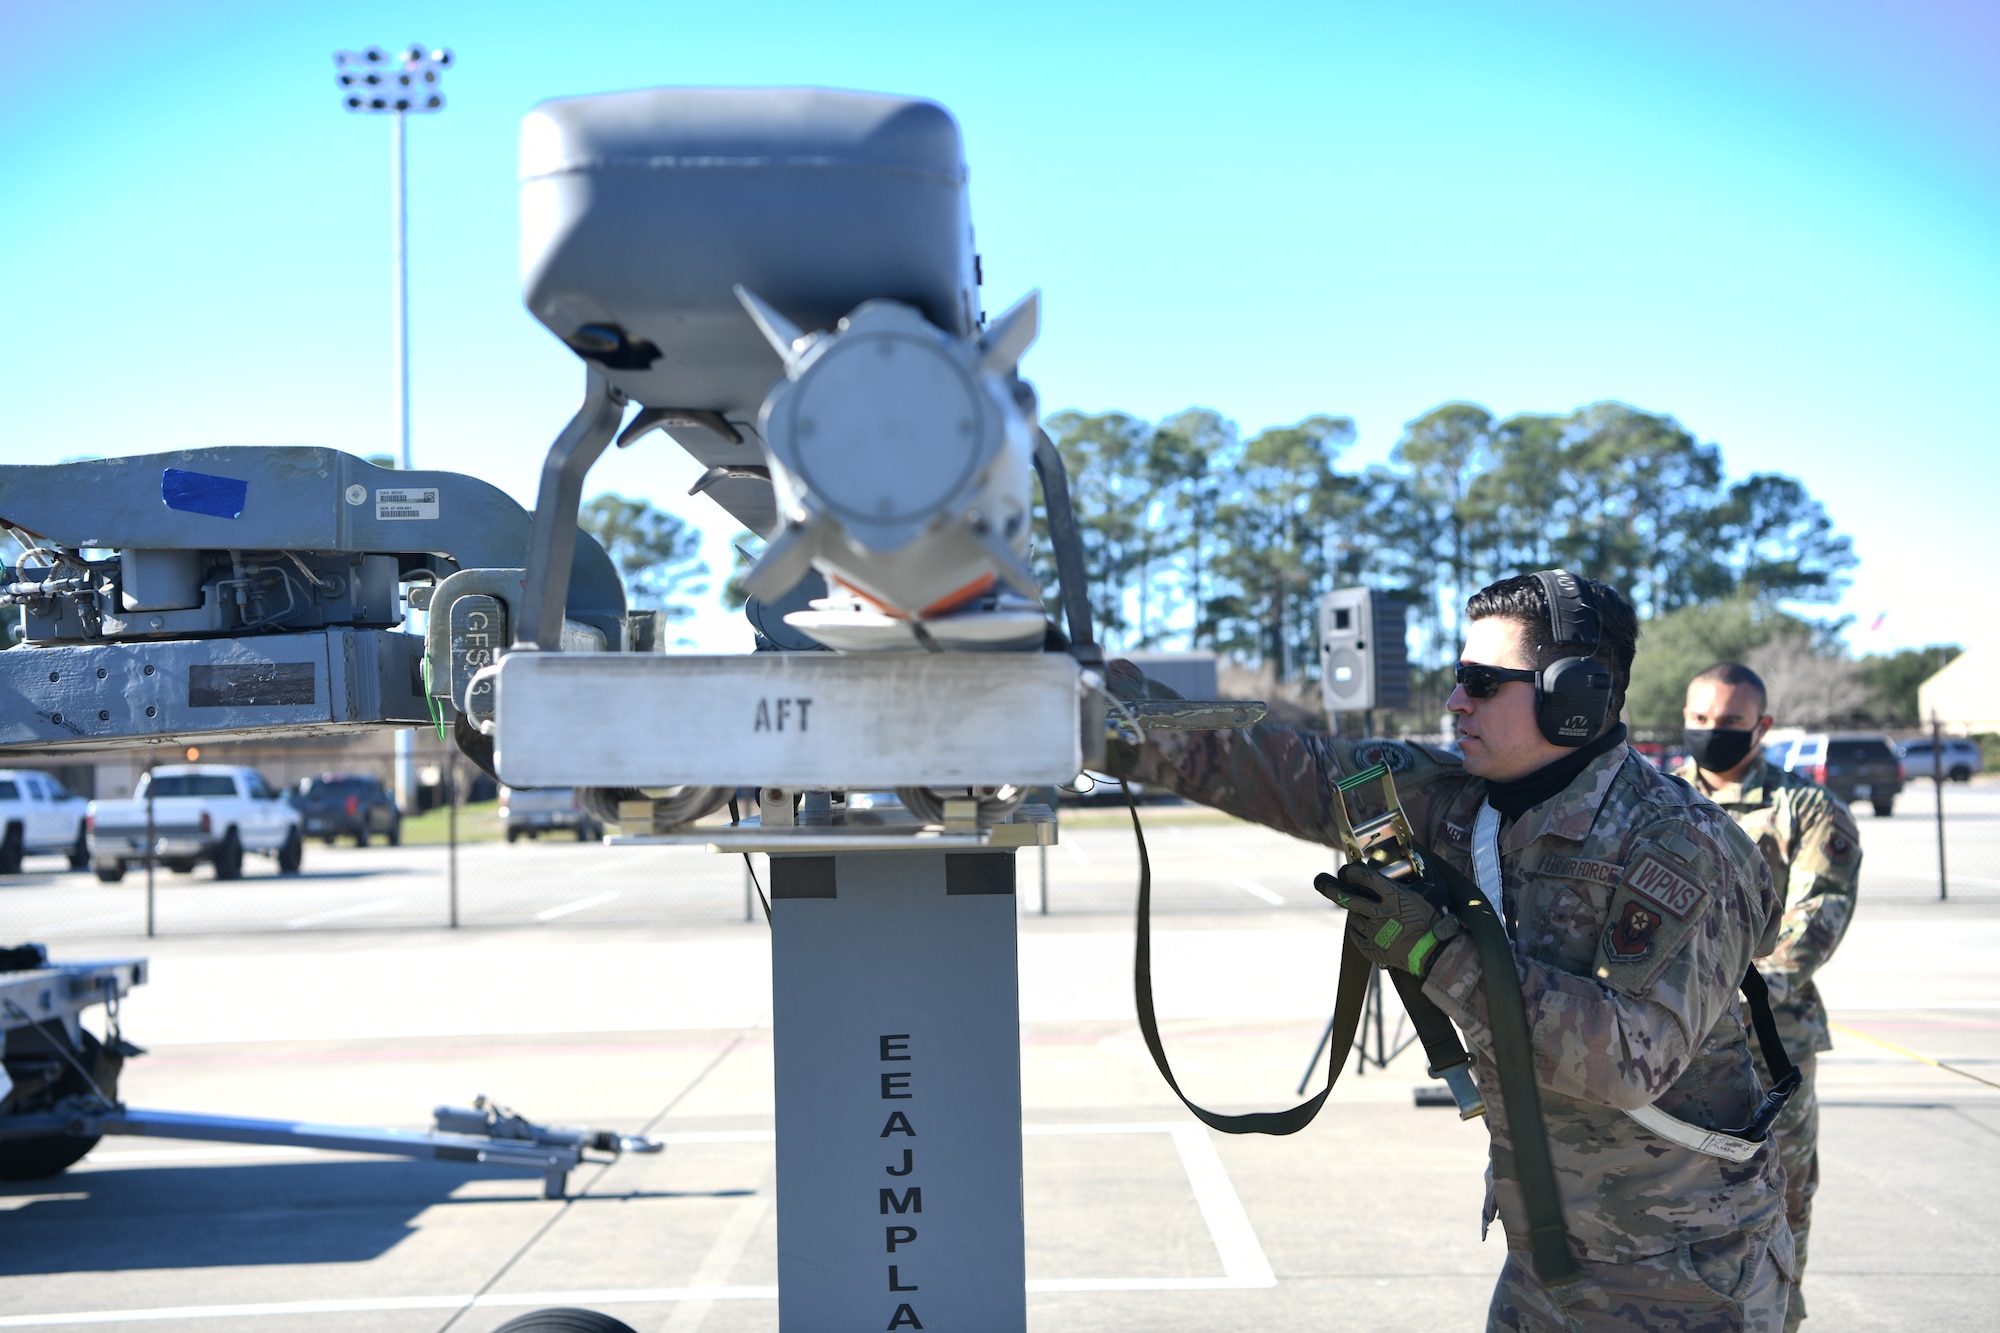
[1679,663,1862,1331]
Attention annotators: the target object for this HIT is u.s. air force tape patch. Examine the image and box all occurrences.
[1351,740,1413,772]
[1542,855,1621,886]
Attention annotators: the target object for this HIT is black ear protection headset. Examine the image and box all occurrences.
[1532,570,1615,747]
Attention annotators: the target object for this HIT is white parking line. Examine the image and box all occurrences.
[537,890,621,922]
[1025,1121,1275,1287]
[282,896,406,929]
[1230,877,1286,906]
[1165,1122,1277,1286]
[0,1121,1275,1326]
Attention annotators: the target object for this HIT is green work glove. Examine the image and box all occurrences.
[1314,863,1462,977]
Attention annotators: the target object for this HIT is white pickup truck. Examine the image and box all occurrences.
[0,769,91,874]
[86,765,303,883]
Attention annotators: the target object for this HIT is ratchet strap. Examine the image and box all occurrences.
[1386,967,1482,1096]
[1421,837,1579,1287]
[1120,759,1476,1139]
[1120,755,1370,1135]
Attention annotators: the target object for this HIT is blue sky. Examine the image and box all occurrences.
[2,1,1993,656]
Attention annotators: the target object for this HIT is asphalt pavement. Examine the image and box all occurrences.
[1,788,1997,1330]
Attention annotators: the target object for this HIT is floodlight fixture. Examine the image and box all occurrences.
[334,45,453,114]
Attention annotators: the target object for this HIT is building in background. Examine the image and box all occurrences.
[1918,649,1998,735]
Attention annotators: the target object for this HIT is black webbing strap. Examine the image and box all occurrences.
[1419,842,1580,1288]
[1386,968,1477,1081]
[1733,967,1802,1140]
[1121,764,1371,1135]
[727,796,772,927]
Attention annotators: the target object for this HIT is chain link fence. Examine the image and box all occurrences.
[1863,771,2000,902]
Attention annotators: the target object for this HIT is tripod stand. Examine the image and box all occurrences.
[1294,967,1415,1094]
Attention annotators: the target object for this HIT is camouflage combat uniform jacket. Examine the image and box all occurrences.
[1108,664,1790,1270]
[1672,757,1860,1058]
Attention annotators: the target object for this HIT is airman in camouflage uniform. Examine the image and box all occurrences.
[1679,663,1861,1330]
[1107,576,1793,1331]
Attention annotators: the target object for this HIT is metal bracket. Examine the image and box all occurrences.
[517,367,629,651]
[618,405,745,448]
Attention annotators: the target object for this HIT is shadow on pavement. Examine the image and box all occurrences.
[0,1159,494,1273]
[0,1159,760,1274]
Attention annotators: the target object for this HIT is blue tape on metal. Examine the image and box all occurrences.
[161,468,248,520]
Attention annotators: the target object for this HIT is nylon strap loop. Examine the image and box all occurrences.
[1121,755,1369,1135]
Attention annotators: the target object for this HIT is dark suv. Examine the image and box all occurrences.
[1781,733,1904,817]
[290,774,402,846]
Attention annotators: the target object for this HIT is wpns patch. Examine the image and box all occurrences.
[1624,855,1704,919]
[1351,740,1414,773]
[1604,899,1664,961]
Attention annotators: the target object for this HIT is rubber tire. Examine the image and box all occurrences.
[68,825,90,871]
[165,860,198,875]
[386,816,401,847]
[1951,766,1973,783]
[490,1310,639,1333]
[355,824,370,848]
[93,859,126,884]
[0,823,22,875]
[277,828,303,875]
[0,1030,120,1182]
[322,835,337,845]
[1872,798,1895,818]
[507,826,520,844]
[212,829,244,881]
[575,822,590,842]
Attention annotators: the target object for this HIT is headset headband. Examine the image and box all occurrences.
[1534,569,1599,652]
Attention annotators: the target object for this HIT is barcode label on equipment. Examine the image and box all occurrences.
[376,488,440,520]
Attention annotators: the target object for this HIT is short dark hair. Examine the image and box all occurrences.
[1693,662,1768,715]
[1464,573,1640,724]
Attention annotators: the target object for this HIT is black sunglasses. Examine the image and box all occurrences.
[1454,662,1539,699]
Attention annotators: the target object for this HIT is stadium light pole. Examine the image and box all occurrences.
[333,43,452,469]
[334,44,452,814]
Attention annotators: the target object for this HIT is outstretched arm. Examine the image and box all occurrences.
[1104,659,1468,848]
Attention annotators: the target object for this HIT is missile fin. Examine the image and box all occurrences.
[741,523,820,604]
[734,286,809,374]
[977,290,1040,375]
[968,521,1042,601]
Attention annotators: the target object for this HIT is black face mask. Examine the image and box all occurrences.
[1684,728,1757,773]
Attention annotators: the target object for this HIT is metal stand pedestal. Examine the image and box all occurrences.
[770,848,1026,1332]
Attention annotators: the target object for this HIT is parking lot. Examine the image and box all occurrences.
[3,781,1994,942]
[1,787,1997,1330]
